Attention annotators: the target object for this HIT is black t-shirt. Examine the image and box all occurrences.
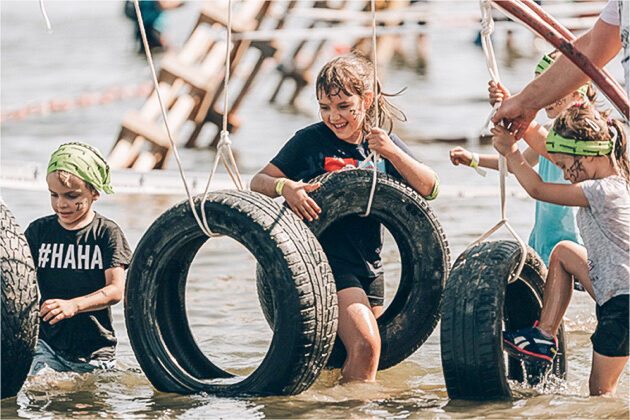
[270,122,419,279]
[25,213,132,362]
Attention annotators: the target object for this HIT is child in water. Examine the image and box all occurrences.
[250,52,439,382]
[495,103,629,396]
[449,52,592,266]
[26,142,132,375]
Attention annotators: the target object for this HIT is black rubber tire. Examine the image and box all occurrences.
[440,240,568,400]
[1,203,39,399]
[125,190,337,396]
[257,169,450,370]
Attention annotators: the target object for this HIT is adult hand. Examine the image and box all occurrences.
[488,81,510,106]
[366,127,398,160]
[40,298,79,325]
[491,93,538,140]
[449,146,473,166]
[282,180,321,222]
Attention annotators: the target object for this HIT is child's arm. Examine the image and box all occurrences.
[367,128,436,197]
[40,266,125,325]
[250,163,321,222]
[489,81,550,163]
[492,126,588,207]
[449,146,539,171]
[521,122,554,161]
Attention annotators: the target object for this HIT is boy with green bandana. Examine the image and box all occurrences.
[25,142,131,375]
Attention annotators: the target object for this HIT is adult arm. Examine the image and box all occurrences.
[492,17,622,138]
[40,266,126,325]
[367,128,436,197]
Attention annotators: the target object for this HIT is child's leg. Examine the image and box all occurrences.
[589,351,629,395]
[589,294,629,395]
[538,241,591,336]
[337,287,381,383]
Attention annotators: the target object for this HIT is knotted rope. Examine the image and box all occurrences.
[359,0,380,218]
[470,0,527,283]
[133,0,242,238]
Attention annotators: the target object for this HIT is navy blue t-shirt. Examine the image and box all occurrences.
[270,122,419,279]
[25,213,132,362]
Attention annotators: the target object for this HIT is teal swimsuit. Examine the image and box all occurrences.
[528,156,582,265]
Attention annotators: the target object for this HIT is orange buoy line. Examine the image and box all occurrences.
[0,82,153,123]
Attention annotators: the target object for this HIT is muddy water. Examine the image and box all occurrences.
[1,1,627,418]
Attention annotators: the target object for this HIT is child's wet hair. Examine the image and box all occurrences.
[53,170,98,194]
[554,102,629,182]
[315,51,406,134]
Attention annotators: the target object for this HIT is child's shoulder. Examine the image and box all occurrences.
[579,176,630,208]
[27,214,57,230]
[92,212,126,233]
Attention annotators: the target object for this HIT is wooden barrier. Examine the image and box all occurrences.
[109,0,281,170]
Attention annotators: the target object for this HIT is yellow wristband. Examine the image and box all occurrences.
[470,152,480,168]
[275,178,288,196]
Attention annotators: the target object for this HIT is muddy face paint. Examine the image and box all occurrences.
[566,157,587,183]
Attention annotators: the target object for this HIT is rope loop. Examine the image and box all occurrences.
[218,130,232,149]
[133,0,241,238]
[480,0,494,36]
[362,0,380,218]
[468,0,527,282]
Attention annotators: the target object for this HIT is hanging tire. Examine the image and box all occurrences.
[440,240,567,400]
[1,203,39,399]
[125,190,337,396]
[257,169,450,370]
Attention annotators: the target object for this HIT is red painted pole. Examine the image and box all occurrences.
[519,0,621,95]
[492,0,629,119]
[519,0,575,41]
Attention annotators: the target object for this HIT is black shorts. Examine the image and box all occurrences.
[335,273,384,307]
[591,294,629,358]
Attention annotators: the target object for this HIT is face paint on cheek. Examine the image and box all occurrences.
[76,202,83,211]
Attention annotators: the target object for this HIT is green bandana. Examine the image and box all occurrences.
[535,54,588,96]
[535,54,554,75]
[47,142,114,194]
[545,128,613,156]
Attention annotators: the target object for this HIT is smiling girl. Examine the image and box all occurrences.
[493,103,629,395]
[25,142,131,375]
[250,52,438,383]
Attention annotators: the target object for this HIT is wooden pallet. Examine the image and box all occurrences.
[268,1,351,109]
[109,0,280,170]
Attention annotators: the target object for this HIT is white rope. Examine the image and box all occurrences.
[468,0,527,283]
[199,0,244,235]
[38,0,53,33]
[362,0,380,218]
[133,0,224,238]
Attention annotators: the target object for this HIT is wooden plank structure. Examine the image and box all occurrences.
[109,0,285,170]
[269,0,412,109]
[268,1,349,108]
